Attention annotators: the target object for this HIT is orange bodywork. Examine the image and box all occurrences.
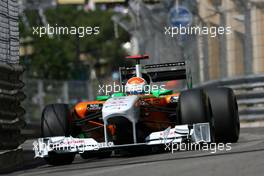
[74,101,103,119]
[73,93,180,142]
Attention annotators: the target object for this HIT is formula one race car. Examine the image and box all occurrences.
[34,55,240,165]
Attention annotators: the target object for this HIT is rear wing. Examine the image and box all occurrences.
[119,61,192,88]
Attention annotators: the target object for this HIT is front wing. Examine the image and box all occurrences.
[33,123,211,158]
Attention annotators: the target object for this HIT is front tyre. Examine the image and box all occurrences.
[41,104,75,165]
[205,87,240,143]
[178,89,211,125]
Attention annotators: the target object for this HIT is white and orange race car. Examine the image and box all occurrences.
[34,55,240,165]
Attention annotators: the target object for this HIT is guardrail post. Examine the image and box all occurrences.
[37,80,44,111]
[63,81,69,103]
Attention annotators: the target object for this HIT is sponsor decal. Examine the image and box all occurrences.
[87,104,102,111]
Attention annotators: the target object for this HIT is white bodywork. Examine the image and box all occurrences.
[102,95,139,120]
[34,95,211,158]
[33,123,211,158]
[102,95,140,143]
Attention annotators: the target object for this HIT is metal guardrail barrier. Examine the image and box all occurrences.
[199,75,264,121]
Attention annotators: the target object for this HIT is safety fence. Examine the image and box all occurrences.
[22,79,91,123]
[23,74,264,125]
[199,75,264,121]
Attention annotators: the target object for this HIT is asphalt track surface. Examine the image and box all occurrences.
[8,127,264,176]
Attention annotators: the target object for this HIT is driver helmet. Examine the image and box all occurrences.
[125,77,147,95]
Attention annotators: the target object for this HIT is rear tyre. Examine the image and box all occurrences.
[41,104,75,165]
[178,89,211,125]
[205,87,240,143]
